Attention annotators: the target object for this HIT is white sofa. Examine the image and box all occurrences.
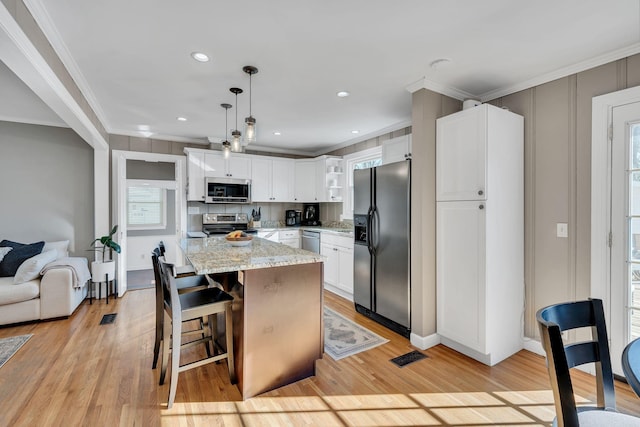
[0,266,87,325]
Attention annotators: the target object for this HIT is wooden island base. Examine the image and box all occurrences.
[231,262,324,399]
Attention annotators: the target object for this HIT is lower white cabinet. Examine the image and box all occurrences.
[257,229,279,243]
[279,229,300,248]
[321,233,354,299]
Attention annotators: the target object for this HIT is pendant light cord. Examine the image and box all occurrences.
[249,73,252,117]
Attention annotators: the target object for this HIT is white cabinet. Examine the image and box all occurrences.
[436,104,524,366]
[251,157,294,202]
[279,229,300,248]
[204,152,252,179]
[186,150,206,201]
[382,134,412,165]
[294,160,317,202]
[321,233,354,299]
[316,156,344,202]
[257,229,279,242]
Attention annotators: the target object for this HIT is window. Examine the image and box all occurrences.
[342,146,382,220]
[127,184,166,230]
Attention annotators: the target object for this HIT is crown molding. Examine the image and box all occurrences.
[23,0,111,131]
[314,119,413,156]
[405,77,474,101]
[479,42,640,101]
[0,115,68,128]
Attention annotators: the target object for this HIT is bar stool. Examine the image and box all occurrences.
[158,259,236,408]
[151,248,209,370]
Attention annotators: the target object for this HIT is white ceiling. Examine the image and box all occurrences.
[5,0,640,154]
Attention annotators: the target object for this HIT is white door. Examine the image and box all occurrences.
[610,101,640,375]
[436,200,487,353]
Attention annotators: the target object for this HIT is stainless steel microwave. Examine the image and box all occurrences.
[204,177,251,204]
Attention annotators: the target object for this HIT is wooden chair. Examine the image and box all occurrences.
[158,259,236,408]
[536,299,640,426]
[151,247,209,370]
[622,337,640,399]
[158,241,196,277]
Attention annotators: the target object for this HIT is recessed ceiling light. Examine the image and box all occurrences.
[273,131,281,136]
[337,91,350,97]
[191,52,210,62]
[177,116,187,122]
[351,130,359,134]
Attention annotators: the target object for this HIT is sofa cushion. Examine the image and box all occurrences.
[43,240,70,260]
[0,277,39,305]
[14,250,57,285]
[0,247,12,263]
[0,241,45,277]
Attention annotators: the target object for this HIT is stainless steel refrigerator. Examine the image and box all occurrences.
[353,160,410,337]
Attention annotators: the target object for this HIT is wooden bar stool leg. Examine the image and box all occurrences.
[159,310,171,385]
[225,303,236,384]
[167,307,182,408]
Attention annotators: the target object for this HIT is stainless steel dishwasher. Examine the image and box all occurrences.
[301,230,320,253]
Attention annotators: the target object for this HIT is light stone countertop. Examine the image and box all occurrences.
[255,226,354,237]
[180,236,325,275]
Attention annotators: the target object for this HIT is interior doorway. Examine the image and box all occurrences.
[111,150,187,295]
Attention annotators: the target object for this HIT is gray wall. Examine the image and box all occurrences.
[487,53,640,339]
[0,121,94,256]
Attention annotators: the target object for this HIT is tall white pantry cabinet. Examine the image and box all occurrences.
[436,104,524,366]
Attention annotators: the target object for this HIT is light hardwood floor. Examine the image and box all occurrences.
[1,289,639,426]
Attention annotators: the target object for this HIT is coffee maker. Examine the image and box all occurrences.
[301,203,321,226]
[285,210,301,226]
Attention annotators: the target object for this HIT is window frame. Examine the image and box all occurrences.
[341,146,383,220]
[126,179,168,231]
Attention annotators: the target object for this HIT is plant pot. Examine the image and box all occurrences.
[91,260,115,283]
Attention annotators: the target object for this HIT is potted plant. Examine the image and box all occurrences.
[89,225,121,292]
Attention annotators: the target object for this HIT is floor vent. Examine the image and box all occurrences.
[390,350,428,367]
[100,313,117,325]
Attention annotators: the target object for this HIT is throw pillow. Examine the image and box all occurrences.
[13,250,57,285]
[43,240,70,260]
[0,240,45,277]
[0,247,12,263]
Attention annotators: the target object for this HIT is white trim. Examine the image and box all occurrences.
[0,2,108,151]
[481,43,640,102]
[410,332,441,350]
[23,0,111,131]
[523,337,545,357]
[314,120,413,156]
[591,86,640,329]
[405,77,474,101]
[0,115,67,128]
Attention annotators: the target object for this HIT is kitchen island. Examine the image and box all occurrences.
[180,236,324,399]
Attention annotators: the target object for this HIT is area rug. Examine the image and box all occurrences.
[0,334,32,369]
[324,307,388,360]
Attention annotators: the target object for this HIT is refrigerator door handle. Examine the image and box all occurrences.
[367,206,374,255]
[371,206,380,252]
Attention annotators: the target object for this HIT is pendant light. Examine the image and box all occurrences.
[229,87,243,152]
[220,103,232,159]
[243,65,258,144]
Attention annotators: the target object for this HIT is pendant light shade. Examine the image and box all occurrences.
[243,65,258,144]
[230,87,243,152]
[220,103,232,159]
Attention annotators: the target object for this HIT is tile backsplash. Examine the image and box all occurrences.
[187,202,344,231]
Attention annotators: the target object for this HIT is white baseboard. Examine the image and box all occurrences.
[523,337,545,357]
[410,332,441,350]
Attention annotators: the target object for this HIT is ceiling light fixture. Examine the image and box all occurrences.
[191,52,210,62]
[430,58,451,70]
[243,65,258,145]
[177,116,187,122]
[273,131,281,136]
[229,87,243,153]
[337,91,350,97]
[221,103,232,159]
[351,130,360,134]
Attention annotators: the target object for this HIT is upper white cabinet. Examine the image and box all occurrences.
[251,157,294,202]
[294,160,317,202]
[204,152,251,179]
[436,104,524,366]
[186,150,206,201]
[436,107,488,201]
[382,134,412,165]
